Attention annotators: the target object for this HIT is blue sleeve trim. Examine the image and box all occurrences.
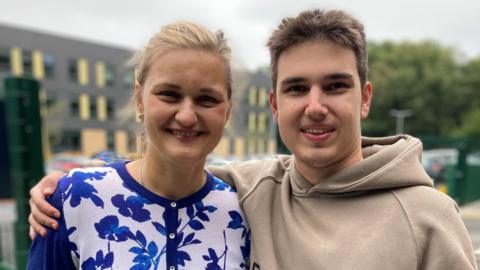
[27,176,76,270]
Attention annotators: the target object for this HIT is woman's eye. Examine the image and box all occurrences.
[157,90,180,100]
[197,96,220,106]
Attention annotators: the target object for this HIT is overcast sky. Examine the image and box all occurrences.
[1,0,479,70]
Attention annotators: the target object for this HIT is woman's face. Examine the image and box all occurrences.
[136,48,231,165]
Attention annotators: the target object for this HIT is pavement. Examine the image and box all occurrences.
[461,200,480,221]
[460,200,480,265]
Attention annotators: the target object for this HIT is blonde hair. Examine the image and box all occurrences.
[130,21,232,97]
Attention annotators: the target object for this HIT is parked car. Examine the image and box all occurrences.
[422,148,480,186]
[45,154,92,173]
[91,151,128,164]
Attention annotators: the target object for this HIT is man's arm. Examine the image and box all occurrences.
[28,171,65,238]
[27,186,77,270]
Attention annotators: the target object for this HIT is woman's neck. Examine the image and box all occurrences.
[127,153,207,200]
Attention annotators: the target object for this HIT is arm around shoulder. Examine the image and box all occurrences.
[27,182,76,269]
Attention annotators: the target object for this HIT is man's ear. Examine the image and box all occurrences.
[269,90,279,122]
[360,81,373,119]
[135,82,144,118]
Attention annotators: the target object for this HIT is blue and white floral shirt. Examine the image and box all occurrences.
[28,163,250,270]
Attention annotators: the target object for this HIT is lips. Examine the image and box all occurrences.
[301,127,333,135]
[167,128,203,141]
[300,125,335,142]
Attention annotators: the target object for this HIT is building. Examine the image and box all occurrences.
[0,23,137,159]
[0,23,278,163]
[213,68,277,159]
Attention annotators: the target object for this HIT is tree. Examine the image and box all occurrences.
[364,40,480,138]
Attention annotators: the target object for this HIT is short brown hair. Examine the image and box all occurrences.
[267,9,368,90]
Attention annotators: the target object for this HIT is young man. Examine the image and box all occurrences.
[29,9,477,269]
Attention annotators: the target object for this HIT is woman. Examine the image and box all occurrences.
[27,22,249,270]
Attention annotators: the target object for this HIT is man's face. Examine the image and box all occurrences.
[270,40,372,181]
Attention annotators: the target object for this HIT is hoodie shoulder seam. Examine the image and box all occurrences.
[239,175,282,206]
[390,189,421,269]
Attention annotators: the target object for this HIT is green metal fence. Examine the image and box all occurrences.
[421,136,480,205]
[1,77,45,269]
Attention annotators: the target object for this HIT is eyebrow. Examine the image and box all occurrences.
[151,82,180,91]
[280,72,353,87]
[151,83,223,95]
[324,73,353,80]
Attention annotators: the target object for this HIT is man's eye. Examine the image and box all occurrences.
[325,82,350,91]
[285,85,309,93]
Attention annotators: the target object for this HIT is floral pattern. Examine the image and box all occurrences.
[54,165,250,270]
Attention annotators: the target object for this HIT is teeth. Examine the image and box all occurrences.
[304,128,330,135]
[171,130,199,137]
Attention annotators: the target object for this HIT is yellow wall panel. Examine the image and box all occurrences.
[248,86,257,106]
[97,96,107,122]
[79,94,90,120]
[256,138,265,154]
[248,112,256,133]
[10,47,23,76]
[268,139,277,154]
[248,136,256,155]
[258,112,266,133]
[78,58,89,85]
[213,137,229,156]
[114,130,128,156]
[81,129,106,156]
[32,50,45,79]
[96,61,106,88]
[39,89,47,118]
[234,137,245,159]
[258,87,267,108]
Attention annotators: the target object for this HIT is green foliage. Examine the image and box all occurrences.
[364,40,480,138]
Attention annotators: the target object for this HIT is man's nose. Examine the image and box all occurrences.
[305,87,328,120]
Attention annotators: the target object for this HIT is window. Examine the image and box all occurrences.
[45,92,57,115]
[68,59,78,82]
[22,50,32,76]
[107,98,115,119]
[90,95,97,119]
[60,130,81,151]
[105,64,115,87]
[107,131,115,150]
[123,69,134,89]
[44,53,55,79]
[0,47,10,73]
[70,97,79,117]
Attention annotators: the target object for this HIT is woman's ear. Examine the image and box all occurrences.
[135,82,144,119]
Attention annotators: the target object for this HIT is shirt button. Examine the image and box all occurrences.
[169,266,175,270]
[169,233,175,239]
[170,202,177,208]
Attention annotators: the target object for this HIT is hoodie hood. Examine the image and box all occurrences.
[291,134,433,195]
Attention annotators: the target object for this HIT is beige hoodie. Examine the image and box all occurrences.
[209,135,477,270]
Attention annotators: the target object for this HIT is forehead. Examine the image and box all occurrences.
[146,48,228,91]
[276,40,359,84]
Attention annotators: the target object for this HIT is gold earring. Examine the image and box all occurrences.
[138,114,144,120]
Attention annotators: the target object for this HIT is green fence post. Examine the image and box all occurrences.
[4,77,44,270]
